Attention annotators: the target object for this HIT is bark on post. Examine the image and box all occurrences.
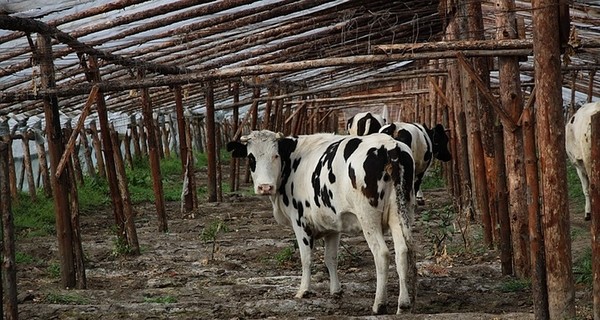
[130,115,142,160]
[64,130,86,289]
[522,100,549,320]
[174,86,195,212]
[123,131,134,169]
[532,0,575,317]
[38,33,76,288]
[229,82,240,192]
[89,57,126,239]
[155,116,165,160]
[494,121,513,275]
[139,70,168,232]
[205,82,218,202]
[110,126,140,255]
[78,127,96,179]
[139,117,148,157]
[89,121,105,178]
[6,137,17,200]
[496,0,530,278]
[21,131,37,201]
[591,112,600,320]
[161,119,170,158]
[0,140,18,320]
[33,130,52,197]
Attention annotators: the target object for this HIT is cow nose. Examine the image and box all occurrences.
[257,184,274,195]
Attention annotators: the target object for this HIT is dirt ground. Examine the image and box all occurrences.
[15,173,593,319]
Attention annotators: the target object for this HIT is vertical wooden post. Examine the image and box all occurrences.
[532,0,575,317]
[0,140,18,320]
[496,0,530,278]
[65,123,84,185]
[522,101,549,320]
[123,130,134,169]
[139,70,168,232]
[21,131,37,201]
[89,121,105,178]
[205,82,218,202]
[229,82,240,192]
[590,112,600,320]
[161,118,170,158]
[7,137,17,200]
[110,126,140,255]
[64,130,86,289]
[174,86,196,212]
[139,117,148,157]
[38,33,76,288]
[88,57,126,238]
[33,130,52,197]
[130,115,142,160]
[588,70,596,103]
[79,127,96,179]
[155,116,165,160]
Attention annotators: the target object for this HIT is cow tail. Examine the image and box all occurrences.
[386,146,415,243]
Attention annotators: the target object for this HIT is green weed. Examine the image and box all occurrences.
[574,247,592,286]
[200,220,229,261]
[45,292,89,304]
[143,295,177,304]
[499,278,531,293]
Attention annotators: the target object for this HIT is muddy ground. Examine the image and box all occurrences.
[15,174,593,319]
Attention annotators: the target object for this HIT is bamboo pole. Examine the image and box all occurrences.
[0,140,18,320]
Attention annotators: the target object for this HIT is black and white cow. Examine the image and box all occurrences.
[346,112,385,136]
[227,130,416,314]
[379,122,452,205]
[566,101,600,221]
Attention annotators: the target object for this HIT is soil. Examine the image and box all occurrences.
[15,172,593,319]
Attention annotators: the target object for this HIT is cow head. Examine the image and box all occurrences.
[430,124,452,162]
[227,130,293,196]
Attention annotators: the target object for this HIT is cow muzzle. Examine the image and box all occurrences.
[256,184,276,195]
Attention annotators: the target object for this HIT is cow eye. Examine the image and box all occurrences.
[274,154,280,160]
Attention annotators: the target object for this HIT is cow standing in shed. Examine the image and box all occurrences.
[227,130,416,314]
[565,101,600,221]
[379,122,452,205]
[346,112,386,136]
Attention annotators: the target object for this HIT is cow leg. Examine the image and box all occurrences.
[415,172,425,205]
[292,218,313,298]
[387,211,414,313]
[358,211,389,314]
[574,161,591,220]
[324,232,342,295]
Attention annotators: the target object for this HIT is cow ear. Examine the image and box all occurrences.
[226,141,247,158]
[277,138,297,160]
[380,123,396,136]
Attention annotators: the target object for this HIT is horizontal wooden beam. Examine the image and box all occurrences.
[283,90,429,105]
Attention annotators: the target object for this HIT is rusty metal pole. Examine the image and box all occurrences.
[139,70,168,232]
[532,0,575,317]
[590,112,600,320]
[0,140,18,320]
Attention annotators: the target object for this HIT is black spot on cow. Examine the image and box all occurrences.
[305,200,310,208]
[278,138,298,207]
[311,141,342,210]
[348,164,357,189]
[356,113,382,135]
[328,171,336,183]
[379,123,397,137]
[344,138,362,161]
[303,238,309,246]
[397,129,412,146]
[362,146,387,207]
[292,157,301,171]
[226,141,247,158]
[247,153,256,172]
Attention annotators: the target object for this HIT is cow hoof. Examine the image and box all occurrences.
[373,304,387,315]
[295,290,314,299]
[397,303,412,313]
[585,214,591,221]
[417,198,425,206]
[331,290,344,298]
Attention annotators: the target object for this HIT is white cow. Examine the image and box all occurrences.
[227,130,416,314]
[565,101,600,221]
[346,112,385,136]
[380,122,452,205]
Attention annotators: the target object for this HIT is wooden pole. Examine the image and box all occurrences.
[33,130,52,197]
[110,126,140,255]
[88,121,106,178]
[139,70,168,232]
[229,82,240,192]
[78,126,96,179]
[161,118,170,158]
[0,140,18,320]
[173,86,195,212]
[89,57,126,240]
[38,33,76,288]
[123,131,134,169]
[532,0,575,317]
[6,137,17,200]
[205,82,218,202]
[130,115,142,160]
[21,131,37,201]
[522,93,549,319]
[155,116,165,160]
[590,112,600,320]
